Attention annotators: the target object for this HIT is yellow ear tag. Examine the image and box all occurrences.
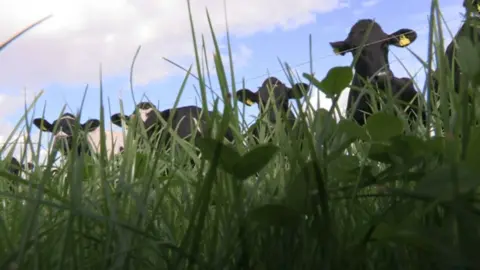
[38,120,49,131]
[245,99,254,106]
[40,123,49,131]
[398,34,411,46]
[333,48,341,55]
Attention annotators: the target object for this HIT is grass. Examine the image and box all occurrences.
[2,0,480,269]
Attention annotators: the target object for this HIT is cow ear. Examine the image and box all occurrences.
[388,29,417,47]
[82,119,100,132]
[111,113,125,127]
[288,83,309,99]
[236,89,258,106]
[33,118,53,132]
[329,41,350,55]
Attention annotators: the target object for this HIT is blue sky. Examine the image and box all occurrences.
[0,0,467,160]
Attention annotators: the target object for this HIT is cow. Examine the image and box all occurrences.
[86,127,125,157]
[329,19,426,128]
[235,77,310,143]
[7,157,34,174]
[4,156,34,192]
[430,0,480,124]
[33,113,124,157]
[110,102,235,166]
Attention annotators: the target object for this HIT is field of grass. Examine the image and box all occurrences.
[1,0,480,269]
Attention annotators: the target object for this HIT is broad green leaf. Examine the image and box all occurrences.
[465,126,480,171]
[303,66,353,98]
[232,144,279,180]
[331,165,378,190]
[365,112,404,141]
[415,163,480,201]
[337,119,369,141]
[327,154,360,181]
[367,142,393,164]
[456,36,480,78]
[285,161,318,215]
[312,108,337,141]
[368,135,431,167]
[247,204,302,227]
[196,137,241,172]
[389,135,427,159]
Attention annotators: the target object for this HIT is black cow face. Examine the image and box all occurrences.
[330,19,417,83]
[235,77,309,123]
[111,102,166,138]
[33,113,100,154]
[111,102,159,128]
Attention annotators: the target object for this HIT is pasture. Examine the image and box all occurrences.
[1,0,480,269]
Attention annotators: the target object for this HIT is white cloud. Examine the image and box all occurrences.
[0,90,54,166]
[156,42,253,96]
[0,128,48,166]
[408,4,464,38]
[0,93,28,118]
[0,92,34,153]
[0,0,348,89]
[352,0,382,16]
[361,0,381,8]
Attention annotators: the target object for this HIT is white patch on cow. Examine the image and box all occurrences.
[376,70,388,77]
[87,128,125,156]
[139,107,154,122]
[55,130,69,138]
[53,130,70,147]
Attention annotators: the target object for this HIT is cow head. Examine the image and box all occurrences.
[235,77,309,123]
[33,113,100,155]
[6,157,34,175]
[329,19,417,84]
[111,102,165,137]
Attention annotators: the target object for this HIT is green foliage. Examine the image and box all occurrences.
[365,112,404,141]
[303,66,353,98]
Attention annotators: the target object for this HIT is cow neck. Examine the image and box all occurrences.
[352,70,393,90]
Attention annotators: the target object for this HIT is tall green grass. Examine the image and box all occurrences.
[1,0,480,269]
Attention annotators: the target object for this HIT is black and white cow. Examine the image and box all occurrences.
[33,113,124,157]
[4,156,34,192]
[431,0,480,115]
[235,77,310,142]
[329,19,426,127]
[110,102,235,151]
[7,157,34,176]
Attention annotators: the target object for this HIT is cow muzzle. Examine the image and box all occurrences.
[54,136,73,152]
[372,70,393,85]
